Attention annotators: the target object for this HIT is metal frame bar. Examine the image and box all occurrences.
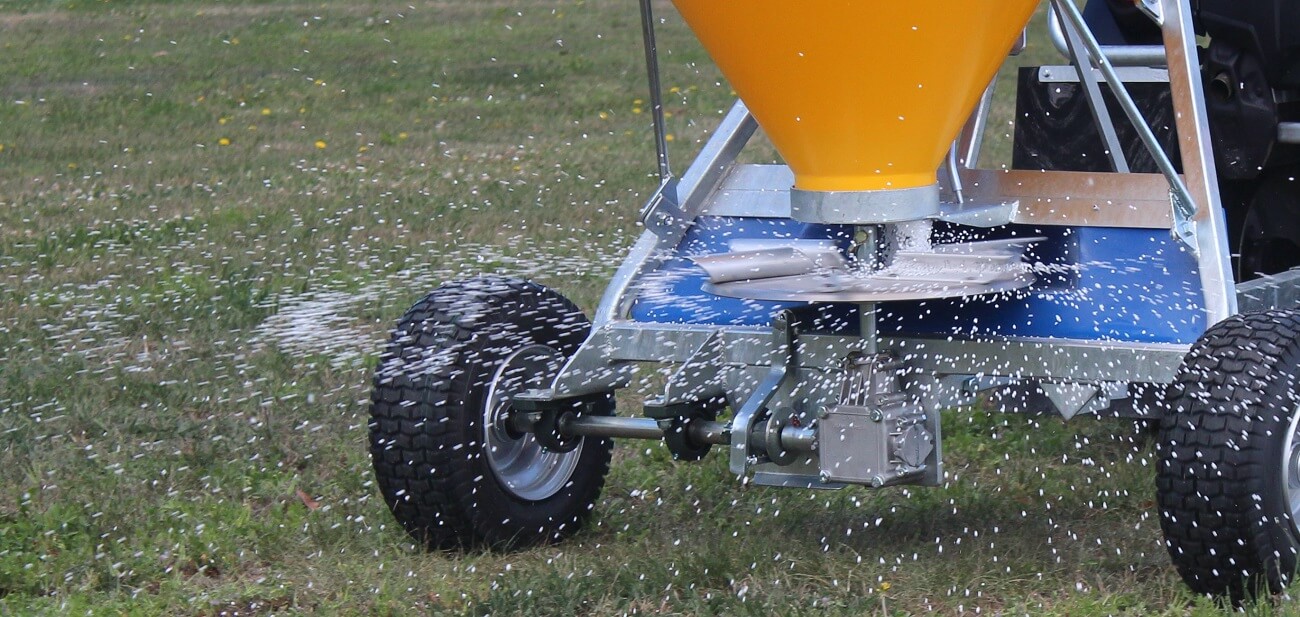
[1051,0,1130,173]
[592,320,1184,383]
[956,81,996,169]
[594,100,758,327]
[638,0,671,182]
[1158,0,1237,324]
[1281,122,1300,144]
[1237,266,1300,314]
[1046,7,1166,67]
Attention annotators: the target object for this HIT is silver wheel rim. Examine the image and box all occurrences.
[483,344,582,501]
[1285,405,1300,536]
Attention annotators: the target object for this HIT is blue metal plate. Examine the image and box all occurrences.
[628,217,1206,344]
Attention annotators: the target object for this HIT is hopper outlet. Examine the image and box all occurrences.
[671,0,1038,223]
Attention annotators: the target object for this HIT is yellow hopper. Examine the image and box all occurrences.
[671,1,1038,222]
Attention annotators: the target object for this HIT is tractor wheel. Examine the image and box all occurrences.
[368,276,612,550]
[1237,166,1300,282]
[1156,310,1300,600]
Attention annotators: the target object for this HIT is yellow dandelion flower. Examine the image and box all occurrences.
[665,134,675,142]
[632,107,643,114]
[218,117,229,125]
[634,98,643,105]
[359,145,369,153]
[261,108,272,116]
[0,143,5,152]
[598,111,609,120]
[398,132,409,140]
[314,140,327,149]
[879,582,891,592]
[669,86,681,94]
[218,137,231,146]
[68,163,77,169]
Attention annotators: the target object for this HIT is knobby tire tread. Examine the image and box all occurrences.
[368,276,611,550]
[1157,310,1300,599]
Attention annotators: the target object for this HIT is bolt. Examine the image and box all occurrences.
[871,476,885,488]
[819,471,831,483]
[818,406,833,420]
[869,409,883,422]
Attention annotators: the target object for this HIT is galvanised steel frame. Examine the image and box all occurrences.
[517,0,1300,488]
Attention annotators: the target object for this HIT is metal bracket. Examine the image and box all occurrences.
[642,330,730,461]
[520,325,636,402]
[729,311,798,476]
[1039,382,1105,420]
[660,330,727,405]
[1037,65,1170,84]
[1169,189,1197,250]
[593,100,758,327]
[638,176,689,238]
[511,391,612,452]
[1137,0,1164,26]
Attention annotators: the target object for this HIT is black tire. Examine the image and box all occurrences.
[1156,310,1300,600]
[1236,165,1300,282]
[368,276,613,550]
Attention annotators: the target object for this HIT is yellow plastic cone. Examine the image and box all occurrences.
[673,1,1037,200]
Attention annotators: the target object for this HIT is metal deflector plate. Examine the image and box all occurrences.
[702,269,1036,303]
[691,238,1042,303]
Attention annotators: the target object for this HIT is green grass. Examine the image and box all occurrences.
[0,1,1292,615]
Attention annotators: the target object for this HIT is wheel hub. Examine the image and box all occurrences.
[1283,405,1300,536]
[483,345,583,501]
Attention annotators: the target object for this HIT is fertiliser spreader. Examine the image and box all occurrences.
[368,0,1300,600]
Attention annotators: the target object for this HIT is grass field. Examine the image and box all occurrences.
[0,1,1296,615]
